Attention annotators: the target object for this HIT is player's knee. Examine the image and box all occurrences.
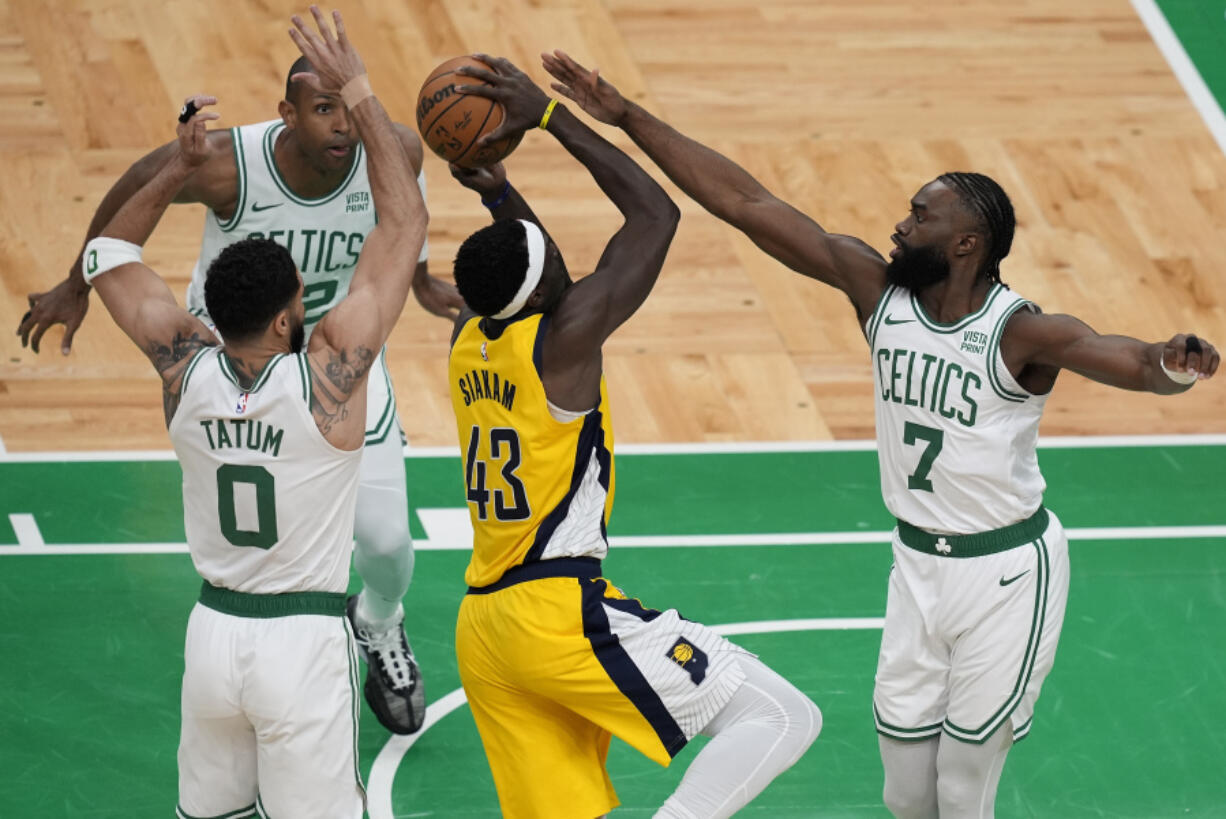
[353,509,412,559]
[882,775,937,819]
[754,677,822,762]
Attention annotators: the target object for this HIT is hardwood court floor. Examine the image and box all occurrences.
[0,0,1224,451]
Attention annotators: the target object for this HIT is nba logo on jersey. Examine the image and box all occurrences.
[235,393,250,414]
[480,341,488,362]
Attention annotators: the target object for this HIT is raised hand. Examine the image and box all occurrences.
[454,55,551,145]
[540,50,627,126]
[288,6,367,93]
[176,94,220,166]
[448,161,507,199]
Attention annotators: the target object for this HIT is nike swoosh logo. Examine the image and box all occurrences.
[999,570,1031,587]
[883,315,914,325]
[251,202,283,212]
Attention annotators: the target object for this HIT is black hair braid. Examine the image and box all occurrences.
[938,172,1015,285]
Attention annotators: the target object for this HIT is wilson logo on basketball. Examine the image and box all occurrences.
[415,84,457,125]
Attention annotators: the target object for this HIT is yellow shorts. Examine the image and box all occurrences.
[456,558,748,819]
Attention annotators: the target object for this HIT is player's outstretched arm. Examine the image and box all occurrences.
[89,96,222,423]
[459,55,679,337]
[17,122,236,355]
[1003,310,1218,394]
[541,49,886,322]
[294,8,425,406]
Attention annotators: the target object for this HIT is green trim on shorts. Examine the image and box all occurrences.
[198,581,346,618]
[896,507,1048,557]
[364,347,397,445]
[176,803,257,819]
[343,618,368,805]
[873,703,942,742]
[943,537,1051,744]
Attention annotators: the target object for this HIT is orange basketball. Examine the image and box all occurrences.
[416,56,523,169]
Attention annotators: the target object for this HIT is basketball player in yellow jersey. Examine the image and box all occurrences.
[443,56,820,819]
[543,52,1220,819]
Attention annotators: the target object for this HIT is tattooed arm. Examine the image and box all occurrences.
[294,10,425,450]
[92,263,217,425]
[90,94,220,425]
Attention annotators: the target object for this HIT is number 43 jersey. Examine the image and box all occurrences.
[866,283,1050,535]
[169,347,361,594]
[449,314,616,588]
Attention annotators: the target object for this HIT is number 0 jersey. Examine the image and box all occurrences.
[866,283,1050,534]
[449,314,616,588]
[169,347,362,594]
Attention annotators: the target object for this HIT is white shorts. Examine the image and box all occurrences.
[873,507,1070,744]
[177,586,364,819]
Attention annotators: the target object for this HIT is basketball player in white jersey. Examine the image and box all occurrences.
[17,20,454,738]
[542,53,1220,817]
[82,9,425,816]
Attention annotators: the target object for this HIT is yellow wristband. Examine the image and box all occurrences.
[538,98,558,130]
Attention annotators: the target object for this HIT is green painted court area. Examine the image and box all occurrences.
[1,442,1224,817]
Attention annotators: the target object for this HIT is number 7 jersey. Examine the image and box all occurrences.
[449,314,616,588]
[866,283,1050,534]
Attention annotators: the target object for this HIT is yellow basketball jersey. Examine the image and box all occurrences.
[449,314,616,588]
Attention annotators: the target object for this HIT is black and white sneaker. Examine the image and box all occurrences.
[346,595,426,735]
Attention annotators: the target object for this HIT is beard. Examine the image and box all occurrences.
[289,315,305,354]
[885,243,952,291]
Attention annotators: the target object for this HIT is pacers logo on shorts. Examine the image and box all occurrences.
[666,637,708,685]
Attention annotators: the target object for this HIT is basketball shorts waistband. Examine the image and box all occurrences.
[896,506,1050,558]
[197,581,347,618]
[467,557,603,595]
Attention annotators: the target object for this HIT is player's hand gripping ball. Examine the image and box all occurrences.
[417,56,523,169]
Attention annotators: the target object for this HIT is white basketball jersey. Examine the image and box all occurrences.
[866,283,1049,534]
[169,347,362,594]
[185,119,377,335]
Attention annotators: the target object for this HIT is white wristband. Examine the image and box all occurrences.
[1159,355,1198,385]
[82,237,143,284]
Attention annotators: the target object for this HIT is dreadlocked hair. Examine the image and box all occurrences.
[453,220,530,317]
[938,172,1015,285]
[204,238,299,342]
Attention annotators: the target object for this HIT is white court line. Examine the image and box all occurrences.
[2,434,1225,462]
[365,616,885,819]
[2,524,1223,557]
[9,514,44,548]
[1131,0,1226,158]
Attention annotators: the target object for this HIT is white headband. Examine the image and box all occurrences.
[493,220,546,320]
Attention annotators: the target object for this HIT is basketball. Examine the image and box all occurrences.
[416,56,523,169]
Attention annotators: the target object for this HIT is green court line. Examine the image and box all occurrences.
[1156,0,1226,112]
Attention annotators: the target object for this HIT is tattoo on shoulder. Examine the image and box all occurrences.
[147,331,216,376]
[309,346,375,435]
[148,330,217,426]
